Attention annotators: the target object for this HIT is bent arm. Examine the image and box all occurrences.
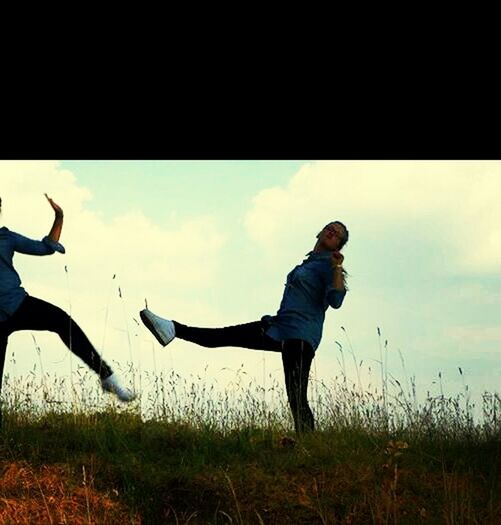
[44,194,65,253]
[11,194,66,255]
[325,257,347,309]
[326,286,346,309]
[45,193,64,243]
[332,265,345,291]
[48,214,63,243]
[11,230,61,255]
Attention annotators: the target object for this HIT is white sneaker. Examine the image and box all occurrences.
[140,308,176,347]
[101,373,137,402]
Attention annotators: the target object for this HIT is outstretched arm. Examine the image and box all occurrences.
[45,193,64,242]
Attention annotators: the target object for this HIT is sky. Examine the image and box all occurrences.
[0,160,500,417]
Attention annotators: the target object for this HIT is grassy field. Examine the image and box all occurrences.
[0,365,499,524]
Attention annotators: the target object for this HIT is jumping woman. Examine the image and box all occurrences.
[140,221,348,433]
[0,194,136,414]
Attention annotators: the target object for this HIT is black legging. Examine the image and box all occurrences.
[0,295,113,397]
[173,319,315,433]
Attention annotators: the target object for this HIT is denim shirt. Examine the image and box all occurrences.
[262,251,346,351]
[0,227,65,321]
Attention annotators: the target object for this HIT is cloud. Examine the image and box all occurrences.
[2,160,499,411]
[244,161,501,273]
[0,161,227,380]
[240,160,501,401]
[444,325,501,345]
[449,283,501,305]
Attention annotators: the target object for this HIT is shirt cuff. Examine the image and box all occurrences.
[326,286,346,308]
[42,236,66,254]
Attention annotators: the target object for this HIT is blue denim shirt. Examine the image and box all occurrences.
[0,227,65,321]
[262,251,346,351]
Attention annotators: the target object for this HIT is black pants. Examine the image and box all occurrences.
[0,296,113,397]
[173,319,315,433]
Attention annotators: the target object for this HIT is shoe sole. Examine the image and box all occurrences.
[101,382,136,403]
[103,389,136,402]
[140,310,170,347]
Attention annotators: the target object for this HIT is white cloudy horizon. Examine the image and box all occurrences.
[1,160,499,418]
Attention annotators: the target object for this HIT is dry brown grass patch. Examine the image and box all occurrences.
[0,461,140,524]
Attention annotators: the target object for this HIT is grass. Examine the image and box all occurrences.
[0,358,499,525]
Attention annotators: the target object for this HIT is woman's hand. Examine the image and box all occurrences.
[331,251,345,291]
[45,193,64,218]
[331,251,344,268]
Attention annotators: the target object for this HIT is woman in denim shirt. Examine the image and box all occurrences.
[0,195,135,413]
[141,221,348,433]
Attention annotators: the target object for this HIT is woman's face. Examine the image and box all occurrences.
[317,222,345,251]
